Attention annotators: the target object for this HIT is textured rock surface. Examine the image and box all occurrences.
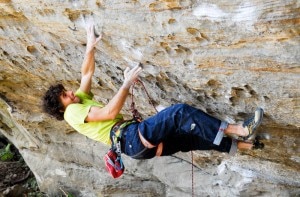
[0,0,299,196]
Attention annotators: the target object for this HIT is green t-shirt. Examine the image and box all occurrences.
[64,89,123,145]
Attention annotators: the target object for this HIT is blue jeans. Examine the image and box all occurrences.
[122,104,232,159]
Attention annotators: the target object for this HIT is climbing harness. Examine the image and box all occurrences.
[104,120,135,178]
[104,78,158,178]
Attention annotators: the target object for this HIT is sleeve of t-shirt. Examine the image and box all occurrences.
[75,89,94,101]
[64,104,91,126]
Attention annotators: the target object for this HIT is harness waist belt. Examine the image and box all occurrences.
[110,120,136,152]
[111,120,163,157]
[111,120,135,136]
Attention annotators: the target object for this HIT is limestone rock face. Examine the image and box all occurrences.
[0,0,299,196]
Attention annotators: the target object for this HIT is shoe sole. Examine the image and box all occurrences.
[243,108,264,141]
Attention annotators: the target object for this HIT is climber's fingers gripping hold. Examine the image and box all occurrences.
[123,65,143,89]
[85,23,102,52]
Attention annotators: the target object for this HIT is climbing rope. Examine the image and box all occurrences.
[130,78,158,122]
[191,150,194,197]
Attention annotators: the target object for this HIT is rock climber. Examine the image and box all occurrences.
[42,22,263,160]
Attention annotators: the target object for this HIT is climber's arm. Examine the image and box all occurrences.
[85,65,142,122]
[79,23,102,94]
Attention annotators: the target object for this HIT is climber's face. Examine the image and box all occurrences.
[59,90,80,110]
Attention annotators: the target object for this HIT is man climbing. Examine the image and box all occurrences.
[43,22,263,160]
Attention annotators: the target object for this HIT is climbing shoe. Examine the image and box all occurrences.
[243,107,264,141]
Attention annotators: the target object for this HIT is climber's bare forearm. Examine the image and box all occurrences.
[79,22,102,94]
[79,49,95,93]
[85,85,130,122]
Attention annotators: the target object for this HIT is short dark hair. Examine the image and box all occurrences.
[42,84,65,121]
